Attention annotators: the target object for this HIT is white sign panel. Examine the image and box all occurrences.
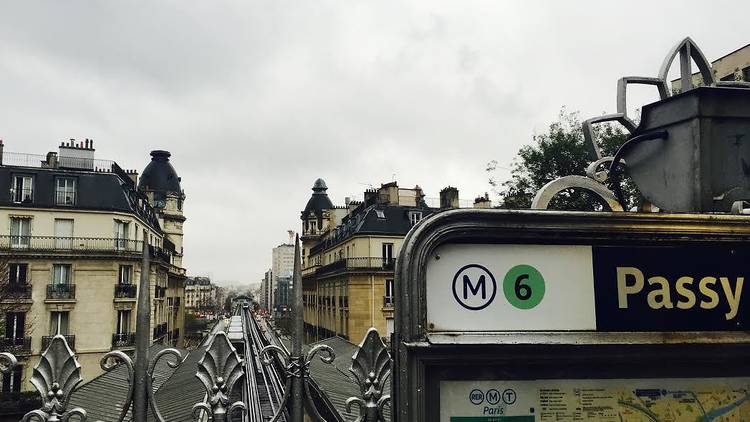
[426,244,596,331]
[440,378,750,421]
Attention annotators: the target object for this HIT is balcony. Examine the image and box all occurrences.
[0,337,31,355]
[112,332,136,349]
[46,284,75,301]
[2,283,32,300]
[41,335,75,351]
[383,296,394,308]
[312,257,396,278]
[0,235,143,254]
[114,284,137,299]
[153,323,168,339]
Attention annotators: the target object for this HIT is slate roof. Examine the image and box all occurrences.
[0,164,162,231]
[310,204,436,255]
[138,150,182,200]
[68,343,179,422]
[297,337,392,422]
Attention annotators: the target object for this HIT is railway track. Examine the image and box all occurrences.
[230,306,288,422]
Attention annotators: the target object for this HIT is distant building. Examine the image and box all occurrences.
[184,276,220,311]
[671,43,750,92]
[300,179,474,343]
[260,269,273,311]
[0,141,188,393]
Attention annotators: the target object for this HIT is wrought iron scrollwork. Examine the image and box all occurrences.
[346,328,391,422]
[260,343,335,422]
[147,348,183,422]
[192,332,247,422]
[22,334,87,422]
[0,351,17,374]
[98,351,135,422]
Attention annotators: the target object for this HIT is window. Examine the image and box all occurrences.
[10,217,31,249]
[55,178,77,205]
[9,263,28,284]
[720,73,737,82]
[743,66,750,82]
[54,219,74,249]
[114,220,130,250]
[409,211,423,225]
[116,310,131,334]
[11,175,33,203]
[382,243,393,261]
[119,265,132,284]
[385,279,394,298]
[49,311,70,335]
[1,365,22,393]
[52,264,71,285]
[4,312,25,340]
[386,318,394,336]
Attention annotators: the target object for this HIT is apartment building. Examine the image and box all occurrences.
[0,141,187,393]
[300,179,476,343]
[184,276,221,311]
[671,42,750,92]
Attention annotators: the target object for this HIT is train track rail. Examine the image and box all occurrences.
[233,306,288,422]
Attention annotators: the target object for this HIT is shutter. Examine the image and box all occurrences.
[4,315,12,340]
[19,264,27,284]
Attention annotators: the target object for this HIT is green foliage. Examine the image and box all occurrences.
[185,312,208,334]
[489,108,639,211]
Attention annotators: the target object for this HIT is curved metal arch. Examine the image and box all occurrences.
[582,114,636,161]
[530,175,624,211]
[616,76,670,120]
[658,37,714,91]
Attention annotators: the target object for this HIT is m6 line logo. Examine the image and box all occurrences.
[452,264,546,311]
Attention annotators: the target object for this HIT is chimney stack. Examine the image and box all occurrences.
[473,193,492,209]
[439,186,460,209]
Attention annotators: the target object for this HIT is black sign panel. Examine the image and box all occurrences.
[593,245,750,331]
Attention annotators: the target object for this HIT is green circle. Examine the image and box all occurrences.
[503,264,545,309]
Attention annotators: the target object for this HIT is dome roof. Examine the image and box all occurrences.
[138,150,182,197]
[303,178,333,218]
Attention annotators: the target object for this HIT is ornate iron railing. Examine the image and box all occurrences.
[0,336,32,354]
[114,284,137,299]
[46,284,75,300]
[112,333,136,348]
[41,335,75,351]
[3,283,32,299]
[0,236,393,422]
[0,235,143,253]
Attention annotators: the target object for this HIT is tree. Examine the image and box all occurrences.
[488,108,639,211]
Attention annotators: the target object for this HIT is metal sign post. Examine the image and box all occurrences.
[394,209,750,422]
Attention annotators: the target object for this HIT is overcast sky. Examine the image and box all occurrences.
[0,1,747,284]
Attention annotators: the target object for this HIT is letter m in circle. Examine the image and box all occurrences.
[463,274,486,299]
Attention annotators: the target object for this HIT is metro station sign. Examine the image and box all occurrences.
[426,243,748,332]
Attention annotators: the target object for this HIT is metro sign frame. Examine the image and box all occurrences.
[392,209,750,422]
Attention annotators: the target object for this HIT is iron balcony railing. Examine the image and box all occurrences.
[314,257,396,277]
[153,323,168,339]
[3,283,32,299]
[3,151,116,172]
[383,296,394,308]
[0,336,31,354]
[46,283,75,300]
[11,188,34,204]
[55,190,77,206]
[41,335,75,351]
[112,332,136,348]
[0,235,143,253]
[114,284,137,299]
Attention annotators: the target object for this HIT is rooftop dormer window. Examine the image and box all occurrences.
[55,178,77,206]
[11,175,33,204]
[409,211,423,225]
